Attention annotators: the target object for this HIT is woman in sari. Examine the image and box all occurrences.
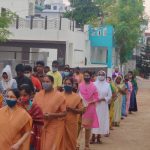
[107,76,117,130]
[33,75,67,150]
[113,76,126,126]
[128,71,138,113]
[19,84,44,150]
[0,88,32,150]
[79,70,99,150]
[62,78,84,150]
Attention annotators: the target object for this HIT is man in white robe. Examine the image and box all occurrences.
[91,70,112,143]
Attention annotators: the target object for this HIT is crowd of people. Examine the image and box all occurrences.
[0,61,138,150]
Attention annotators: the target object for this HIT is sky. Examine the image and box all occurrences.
[63,0,70,5]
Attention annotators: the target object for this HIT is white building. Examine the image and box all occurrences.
[0,0,35,18]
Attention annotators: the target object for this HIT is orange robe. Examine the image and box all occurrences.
[0,105,32,150]
[62,92,83,150]
[33,90,66,150]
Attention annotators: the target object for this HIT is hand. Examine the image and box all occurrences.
[11,143,20,150]
[67,107,76,113]
[100,98,105,102]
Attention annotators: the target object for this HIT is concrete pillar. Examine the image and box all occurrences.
[22,47,30,64]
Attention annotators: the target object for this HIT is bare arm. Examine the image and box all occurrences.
[11,131,30,150]
[44,111,67,120]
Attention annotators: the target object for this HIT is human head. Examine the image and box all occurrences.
[36,61,45,74]
[63,78,73,93]
[115,67,119,73]
[6,89,20,108]
[52,60,59,72]
[128,71,134,80]
[115,76,122,84]
[107,76,112,83]
[97,70,106,81]
[72,79,78,93]
[20,84,32,105]
[15,64,24,78]
[2,65,12,81]
[44,66,50,74]
[42,75,54,92]
[75,67,80,74]
[24,65,32,78]
[64,67,70,77]
[83,70,91,83]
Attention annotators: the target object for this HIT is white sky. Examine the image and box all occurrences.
[63,0,70,5]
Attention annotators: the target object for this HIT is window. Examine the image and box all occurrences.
[53,6,57,10]
[45,5,51,9]
[1,8,6,16]
[91,47,107,64]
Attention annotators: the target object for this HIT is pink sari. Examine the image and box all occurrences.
[126,81,133,114]
[79,82,99,128]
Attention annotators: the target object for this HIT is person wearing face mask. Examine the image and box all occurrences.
[47,60,62,90]
[33,75,67,150]
[19,84,44,150]
[14,64,34,93]
[62,78,84,150]
[79,70,99,150]
[128,71,138,114]
[91,70,112,144]
[0,65,17,106]
[113,75,126,126]
[24,65,42,92]
[62,67,71,80]
[0,88,32,150]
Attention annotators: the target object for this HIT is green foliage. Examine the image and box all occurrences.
[0,10,16,42]
[104,0,145,64]
[64,0,100,27]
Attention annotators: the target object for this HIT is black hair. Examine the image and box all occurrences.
[20,84,32,95]
[128,71,135,79]
[33,66,37,72]
[64,67,70,71]
[8,88,20,99]
[15,64,24,72]
[107,76,112,81]
[44,75,54,84]
[45,66,50,69]
[84,70,92,77]
[64,77,73,85]
[24,65,32,72]
[36,61,45,67]
[52,60,59,65]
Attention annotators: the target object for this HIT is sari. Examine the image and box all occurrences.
[0,105,32,150]
[79,81,99,128]
[62,92,83,150]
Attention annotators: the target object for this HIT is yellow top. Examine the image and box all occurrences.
[47,71,62,88]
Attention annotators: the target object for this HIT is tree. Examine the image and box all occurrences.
[0,9,15,42]
[64,0,100,27]
[103,0,145,64]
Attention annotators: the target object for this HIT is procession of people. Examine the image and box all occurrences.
[0,61,138,150]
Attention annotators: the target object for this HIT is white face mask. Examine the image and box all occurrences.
[24,73,31,78]
[98,76,105,81]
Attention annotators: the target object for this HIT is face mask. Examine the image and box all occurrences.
[64,85,73,93]
[52,67,58,72]
[64,72,70,77]
[24,73,31,78]
[6,99,17,108]
[21,96,29,102]
[84,77,91,83]
[98,76,105,81]
[42,82,53,91]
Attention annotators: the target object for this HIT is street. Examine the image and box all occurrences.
[81,79,150,150]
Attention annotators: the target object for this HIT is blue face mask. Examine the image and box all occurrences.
[64,72,70,77]
[52,67,58,72]
[6,99,17,108]
[64,85,73,93]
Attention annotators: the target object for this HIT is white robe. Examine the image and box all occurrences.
[92,80,112,135]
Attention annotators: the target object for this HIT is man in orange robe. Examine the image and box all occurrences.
[33,75,66,150]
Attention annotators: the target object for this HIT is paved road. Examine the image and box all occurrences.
[81,79,150,150]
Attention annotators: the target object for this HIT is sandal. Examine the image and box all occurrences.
[90,134,96,144]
